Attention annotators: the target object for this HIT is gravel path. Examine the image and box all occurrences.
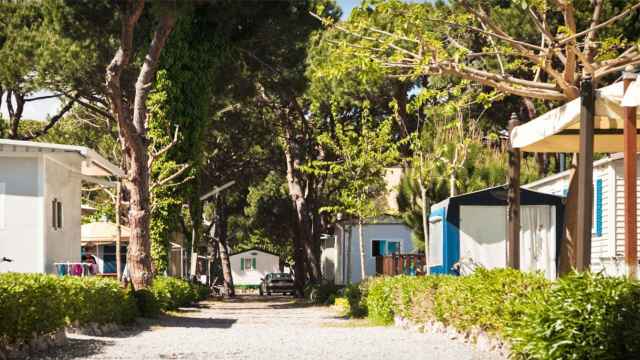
[39,296,504,360]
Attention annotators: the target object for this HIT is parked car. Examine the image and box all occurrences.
[260,272,295,296]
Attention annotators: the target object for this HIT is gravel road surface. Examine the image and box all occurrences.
[39,296,504,360]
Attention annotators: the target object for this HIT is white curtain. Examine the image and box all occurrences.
[519,205,556,279]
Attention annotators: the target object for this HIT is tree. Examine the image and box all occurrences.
[104,0,176,289]
[305,114,399,280]
[315,0,640,102]
[0,0,116,139]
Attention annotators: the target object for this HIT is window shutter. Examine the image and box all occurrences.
[52,199,57,229]
[57,201,63,229]
[595,179,603,237]
[252,258,256,269]
[240,258,245,271]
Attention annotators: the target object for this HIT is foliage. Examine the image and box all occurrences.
[356,270,640,359]
[507,272,640,360]
[0,274,137,345]
[341,282,369,318]
[305,282,341,305]
[150,276,200,311]
[306,114,399,219]
[133,289,162,319]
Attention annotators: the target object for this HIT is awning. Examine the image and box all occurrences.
[511,82,640,153]
[81,221,130,245]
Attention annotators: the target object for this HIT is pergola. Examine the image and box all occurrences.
[509,69,640,278]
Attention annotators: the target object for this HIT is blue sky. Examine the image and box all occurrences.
[337,0,361,19]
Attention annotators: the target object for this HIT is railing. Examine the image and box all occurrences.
[375,254,426,276]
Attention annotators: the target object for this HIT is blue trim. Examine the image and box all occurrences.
[429,207,458,275]
[595,178,603,237]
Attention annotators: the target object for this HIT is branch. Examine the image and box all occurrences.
[151,163,192,191]
[20,96,78,141]
[559,1,640,46]
[24,93,63,102]
[148,125,180,168]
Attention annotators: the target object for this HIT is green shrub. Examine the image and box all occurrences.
[60,276,138,325]
[507,272,640,360]
[0,274,138,345]
[150,277,196,311]
[0,273,66,343]
[191,282,210,301]
[343,282,368,317]
[356,269,640,359]
[305,282,341,305]
[134,289,162,318]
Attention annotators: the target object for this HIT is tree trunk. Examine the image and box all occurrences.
[104,0,175,290]
[358,218,366,281]
[216,201,235,297]
[419,182,430,275]
[283,122,318,285]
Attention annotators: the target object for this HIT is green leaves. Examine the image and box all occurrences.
[305,113,399,220]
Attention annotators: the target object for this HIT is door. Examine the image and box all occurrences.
[459,206,507,270]
[520,205,556,279]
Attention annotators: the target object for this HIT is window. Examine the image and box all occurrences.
[51,198,63,230]
[102,245,127,274]
[372,240,401,256]
[240,257,256,271]
[428,218,443,267]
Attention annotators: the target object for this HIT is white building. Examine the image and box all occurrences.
[230,248,283,286]
[524,153,640,276]
[0,139,122,274]
[322,217,415,285]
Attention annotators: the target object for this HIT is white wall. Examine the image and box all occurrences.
[0,156,43,273]
[459,205,507,269]
[525,159,619,273]
[43,156,81,273]
[230,250,280,286]
[347,223,414,284]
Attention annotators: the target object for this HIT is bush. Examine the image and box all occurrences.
[342,282,368,318]
[0,273,67,344]
[0,274,138,345]
[507,272,640,360]
[191,282,210,301]
[133,289,162,318]
[60,276,138,325]
[151,277,197,311]
[356,269,640,359]
[305,282,341,305]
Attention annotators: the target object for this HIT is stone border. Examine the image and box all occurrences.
[393,316,511,358]
[0,322,124,360]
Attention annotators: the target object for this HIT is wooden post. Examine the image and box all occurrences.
[623,68,638,280]
[115,182,122,281]
[507,113,521,269]
[577,76,595,271]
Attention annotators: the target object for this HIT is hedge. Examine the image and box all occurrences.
[0,274,137,345]
[0,274,209,345]
[352,269,640,359]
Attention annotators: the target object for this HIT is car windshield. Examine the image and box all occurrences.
[270,273,291,280]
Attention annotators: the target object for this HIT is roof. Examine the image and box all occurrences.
[81,221,130,245]
[523,154,622,189]
[510,82,640,153]
[229,247,280,257]
[0,139,123,177]
[431,184,565,211]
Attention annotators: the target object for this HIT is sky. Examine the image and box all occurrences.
[0,0,375,122]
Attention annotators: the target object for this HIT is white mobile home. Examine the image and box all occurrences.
[0,140,122,274]
[230,248,282,286]
[524,153,640,276]
[322,216,415,285]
